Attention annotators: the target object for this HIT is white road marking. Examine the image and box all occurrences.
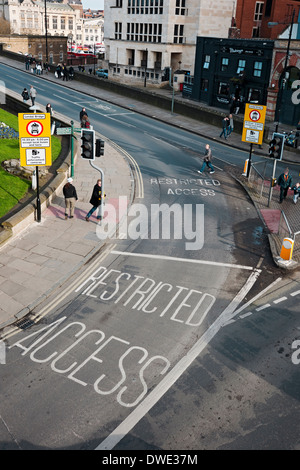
[255,304,271,311]
[95,268,261,450]
[291,290,300,296]
[110,250,256,271]
[0,244,117,340]
[273,296,287,304]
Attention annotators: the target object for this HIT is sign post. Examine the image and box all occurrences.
[242,104,267,177]
[18,112,52,222]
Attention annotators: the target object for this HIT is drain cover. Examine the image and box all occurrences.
[15,317,35,330]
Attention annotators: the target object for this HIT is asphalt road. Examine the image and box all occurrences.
[0,64,300,451]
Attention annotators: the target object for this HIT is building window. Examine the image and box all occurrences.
[253,61,263,77]
[248,88,261,103]
[237,59,246,74]
[201,78,209,91]
[68,18,73,30]
[115,22,122,39]
[203,55,210,69]
[128,0,163,14]
[221,57,229,72]
[53,17,57,29]
[252,26,260,37]
[174,24,184,43]
[254,2,264,21]
[175,0,186,15]
[61,17,65,30]
[218,81,230,96]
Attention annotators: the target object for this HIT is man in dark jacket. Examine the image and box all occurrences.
[63,177,78,219]
[85,179,106,221]
[277,168,293,203]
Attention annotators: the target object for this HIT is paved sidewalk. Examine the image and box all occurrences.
[0,56,300,331]
[0,125,132,330]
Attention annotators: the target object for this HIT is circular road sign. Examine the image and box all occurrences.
[26,121,44,137]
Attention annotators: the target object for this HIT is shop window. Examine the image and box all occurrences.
[248,88,261,103]
[218,81,230,96]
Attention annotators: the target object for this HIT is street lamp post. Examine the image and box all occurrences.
[44,0,48,63]
[268,8,296,129]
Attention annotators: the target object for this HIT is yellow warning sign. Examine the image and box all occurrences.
[18,113,52,166]
[242,104,267,145]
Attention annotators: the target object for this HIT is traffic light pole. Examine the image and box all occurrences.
[246,143,253,178]
[89,160,104,221]
[268,159,277,207]
[70,120,74,177]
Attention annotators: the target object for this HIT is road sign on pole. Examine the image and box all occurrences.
[242,104,267,145]
[18,113,52,166]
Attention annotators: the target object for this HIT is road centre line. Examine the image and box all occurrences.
[273,296,287,304]
[256,304,271,311]
[225,279,300,325]
[291,290,300,296]
[95,267,261,450]
[110,250,256,271]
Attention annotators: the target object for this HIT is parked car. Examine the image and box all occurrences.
[96,68,108,79]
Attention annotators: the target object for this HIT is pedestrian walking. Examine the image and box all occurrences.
[277,168,293,203]
[292,182,300,204]
[219,115,229,139]
[227,114,234,136]
[46,103,53,115]
[85,179,106,221]
[36,63,42,75]
[21,87,29,103]
[234,98,241,114]
[80,114,91,129]
[29,85,37,106]
[69,66,74,80]
[197,144,215,175]
[63,177,78,219]
[229,96,236,114]
[80,107,88,121]
[62,64,69,81]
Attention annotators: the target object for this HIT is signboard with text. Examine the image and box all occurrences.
[242,104,267,145]
[18,113,52,166]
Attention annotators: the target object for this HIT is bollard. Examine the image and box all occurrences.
[242,159,249,176]
[280,237,294,261]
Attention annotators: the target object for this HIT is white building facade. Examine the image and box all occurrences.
[103,0,235,87]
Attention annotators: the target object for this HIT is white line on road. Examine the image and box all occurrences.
[273,296,287,304]
[110,250,256,271]
[256,303,271,311]
[95,268,261,450]
[291,290,300,296]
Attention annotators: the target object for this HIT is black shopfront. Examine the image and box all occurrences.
[190,37,274,111]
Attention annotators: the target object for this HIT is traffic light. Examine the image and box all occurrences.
[95,138,105,157]
[81,129,95,160]
[268,133,285,160]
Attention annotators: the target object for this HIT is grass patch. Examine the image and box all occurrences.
[0,108,62,219]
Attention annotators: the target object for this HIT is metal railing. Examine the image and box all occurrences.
[248,160,269,198]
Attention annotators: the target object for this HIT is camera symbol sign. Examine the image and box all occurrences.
[26,120,43,137]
